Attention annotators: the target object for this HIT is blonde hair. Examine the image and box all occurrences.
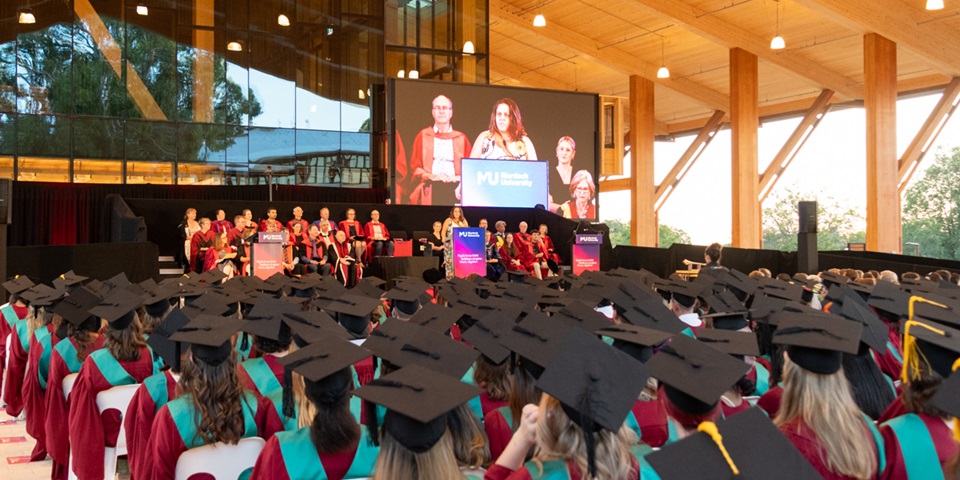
[775,355,876,478]
[447,403,490,469]
[372,429,462,480]
[530,395,637,480]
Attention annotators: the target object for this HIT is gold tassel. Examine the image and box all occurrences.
[952,358,960,444]
[698,421,739,475]
[901,296,949,384]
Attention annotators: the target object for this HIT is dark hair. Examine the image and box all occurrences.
[306,368,360,453]
[252,329,292,355]
[508,358,541,431]
[67,319,100,361]
[734,374,757,397]
[705,243,722,263]
[487,98,526,141]
[903,374,949,418]
[177,349,246,445]
[841,349,895,420]
[104,315,147,362]
[473,355,512,402]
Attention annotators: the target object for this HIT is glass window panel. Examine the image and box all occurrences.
[0,157,13,180]
[74,159,122,184]
[340,21,381,129]
[293,6,339,130]
[126,120,177,161]
[339,132,371,186]
[224,126,249,165]
[0,114,13,155]
[249,33,294,128]
[0,39,14,113]
[223,31,250,126]
[251,0,296,33]
[124,11,179,120]
[17,115,71,158]
[73,116,124,159]
[176,27,227,124]
[126,161,174,185]
[296,129,340,185]
[177,162,223,185]
[73,14,134,117]
[17,19,74,115]
[249,126,295,164]
[18,157,70,183]
[177,122,226,164]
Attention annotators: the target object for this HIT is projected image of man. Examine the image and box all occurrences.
[409,95,471,206]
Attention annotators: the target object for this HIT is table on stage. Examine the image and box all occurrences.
[366,256,438,287]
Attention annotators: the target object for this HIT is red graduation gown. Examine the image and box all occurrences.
[124,370,178,480]
[779,418,883,480]
[140,392,284,480]
[69,347,157,480]
[630,399,670,448]
[0,302,29,399]
[484,407,515,463]
[21,324,59,462]
[46,336,104,480]
[757,385,784,419]
[881,412,958,479]
[328,240,362,287]
[250,432,364,480]
[479,391,508,420]
[189,229,216,272]
[485,457,641,480]
[3,320,29,415]
[238,354,285,396]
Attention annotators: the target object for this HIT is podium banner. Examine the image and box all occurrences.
[452,227,486,278]
[252,242,284,279]
[572,233,602,275]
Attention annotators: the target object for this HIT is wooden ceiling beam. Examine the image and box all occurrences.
[489,55,576,92]
[629,0,863,100]
[796,0,960,77]
[489,0,729,112]
[898,77,960,193]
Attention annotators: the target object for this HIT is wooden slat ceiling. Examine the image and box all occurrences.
[488,0,957,134]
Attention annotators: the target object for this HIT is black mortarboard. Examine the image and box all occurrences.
[506,269,531,283]
[620,296,688,334]
[282,310,348,345]
[180,293,231,319]
[169,314,242,366]
[89,288,144,330]
[408,303,464,334]
[910,293,960,328]
[278,337,372,383]
[323,294,382,339]
[287,275,322,297]
[649,335,750,414]
[54,286,103,330]
[595,324,672,363]
[929,368,960,422]
[868,280,911,319]
[353,364,481,453]
[384,326,479,378]
[498,311,573,373]
[647,408,821,480]
[460,313,512,365]
[536,328,649,476]
[99,273,132,297]
[696,329,760,357]
[363,319,423,364]
[195,268,228,285]
[146,308,192,371]
[353,279,386,300]
[717,269,757,299]
[748,294,792,325]
[28,284,66,309]
[773,312,862,374]
[903,319,960,378]
[3,275,35,296]
[551,299,613,332]
[383,278,429,316]
[20,284,53,306]
[140,280,179,318]
[756,278,804,302]
[658,280,703,309]
[241,297,299,341]
[837,292,889,353]
[259,272,289,293]
[819,271,849,289]
[57,270,88,287]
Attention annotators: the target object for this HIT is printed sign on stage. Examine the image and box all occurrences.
[572,233,602,275]
[460,159,549,208]
[258,232,286,244]
[452,227,486,278]
[251,242,284,280]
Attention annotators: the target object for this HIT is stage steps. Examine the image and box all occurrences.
[158,255,183,279]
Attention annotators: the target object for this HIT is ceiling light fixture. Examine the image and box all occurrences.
[409,70,419,79]
[533,1,546,27]
[397,70,405,78]
[18,9,36,24]
[657,36,670,79]
[927,0,945,10]
[227,41,243,52]
[136,5,148,16]
[277,14,290,26]
[463,41,475,55]
[770,0,785,50]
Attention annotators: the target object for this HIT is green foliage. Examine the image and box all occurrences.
[902,147,960,260]
[659,224,691,248]
[762,186,865,251]
[605,219,631,247]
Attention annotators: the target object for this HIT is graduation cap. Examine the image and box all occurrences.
[657,280,703,309]
[868,280,911,320]
[384,279,429,315]
[57,270,88,287]
[460,313,512,365]
[362,319,423,365]
[140,280,179,318]
[536,328,650,477]
[773,312,862,375]
[620,296,688,334]
[594,324,673,363]
[195,268,228,285]
[748,294,792,325]
[696,329,760,357]
[241,296,300,341]
[384,326,478,378]
[169,314,242,366]
[819,271,850,289]
[551,299,613,332]
[408,303,464,335]
[54,286,103,331]
[929,366,960,440]
[282,310,349,345]
[20,283,58,307]
[3,275,35,296]
[287,274,323,298]
[89,288,144,330]
[717,269,758,300]
[649,335,751,415]
[902,315,960,380]
[756,278,804,303]
[837,292,889,353]
[647,408,821,480]
[701,290,749,331]
[180,294,232,319]
[353,364,482,453]
[505,269,532,283]
[146,308,192,371]
[279,336,372,383]
[259,272,290,293]
[422,268,445,285]
[497,311,573,376]
[99,272,132,297]
[323,294,382,339]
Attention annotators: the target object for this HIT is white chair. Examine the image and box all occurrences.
[97,384,140,480]
[63,373,80,480]
[174,437,266,480]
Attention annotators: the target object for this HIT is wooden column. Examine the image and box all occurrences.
[864,33,900,253]
[193,0,215,123]
[629,75,657,246]
[730,48,760,248]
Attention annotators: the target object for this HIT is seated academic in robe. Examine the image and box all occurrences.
[250,337,380,480]
[189,218,216,273]
[286,206,310,238]
[364,210,394,259]
[328,230,363,287]
[259,208,283,233]
[140,314,285,480]
[484,231,506,282]
[300,224,333,276]
[338,208,366,264]
[211,209,234,234]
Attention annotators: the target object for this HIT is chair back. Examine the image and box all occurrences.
[96,384,141,479]
[62,373,79,400]
[174,437,266,480]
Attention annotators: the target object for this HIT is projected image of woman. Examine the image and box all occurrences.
[558,169,596,219]
[470,98,538,160]
[548,136,576,212]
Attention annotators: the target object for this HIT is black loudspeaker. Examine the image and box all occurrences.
[0,178,10,225]
[798,201,817,233]
[798,232,818,274]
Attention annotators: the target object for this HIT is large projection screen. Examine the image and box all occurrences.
[389,79,599,220]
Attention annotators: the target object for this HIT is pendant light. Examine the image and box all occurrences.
[926,0,945,10]
[770,0,785,50]
[656,36,670,79]
[533,1,546,27]
[136,5,149,16]
[277,14,291,26]
[19,9,36,24]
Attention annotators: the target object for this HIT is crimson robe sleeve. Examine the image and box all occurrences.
[249,436,291,480]
[483,409,514,463]
[141,407,187,480]
[2,326,29,415]
[756,385,783,418]
[45,351,71,466]
[256,395,285,441]
[125,382,162,480]
[22,335,47,450]
[189,234,202,272]
[484,464,531,480]
[879,421,908,480]
[68,357,113,480]
[0,318,9,399]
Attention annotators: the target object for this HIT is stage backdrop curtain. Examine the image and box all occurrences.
[10,182,388,247]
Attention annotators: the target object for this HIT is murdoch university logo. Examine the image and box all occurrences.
[457,230,481,238]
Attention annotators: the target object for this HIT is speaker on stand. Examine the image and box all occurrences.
[797,201,817,274]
